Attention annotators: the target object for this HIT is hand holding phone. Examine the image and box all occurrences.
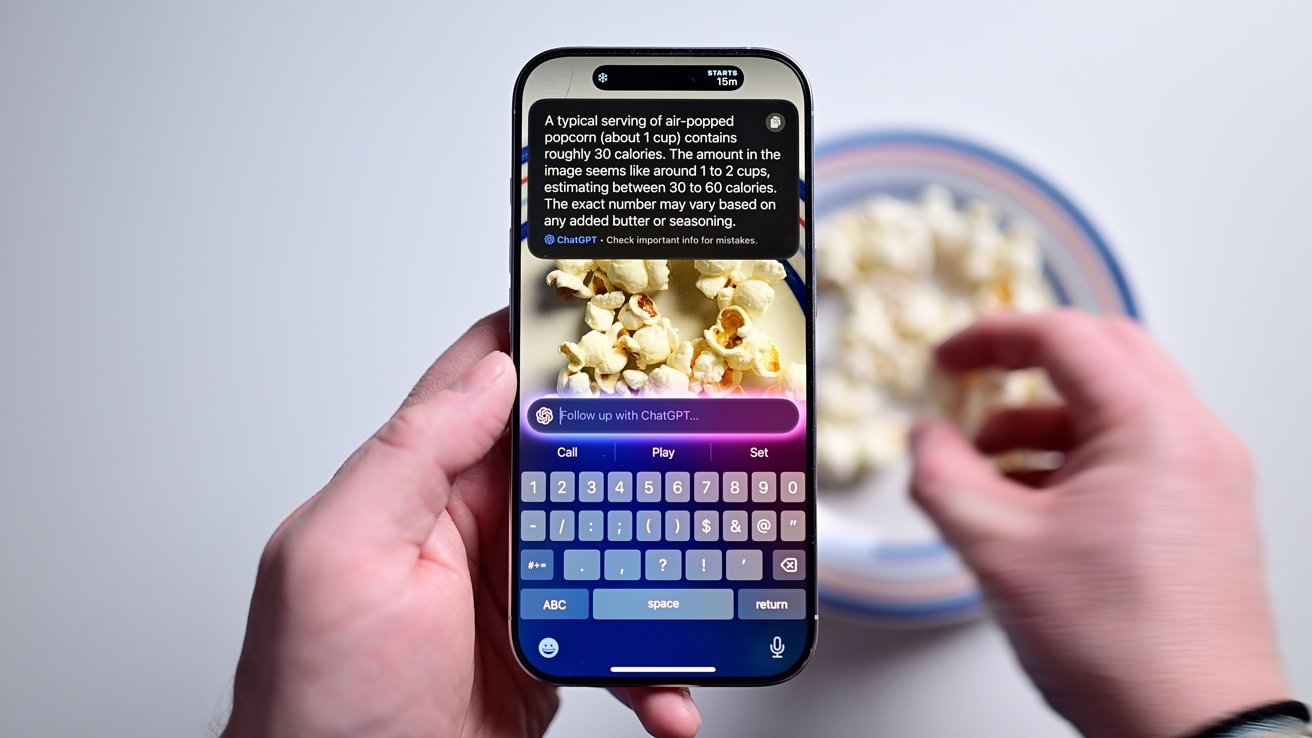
[511,48,816,687]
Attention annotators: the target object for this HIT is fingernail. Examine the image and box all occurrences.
[681,688,698,721]
[455,353,506,395]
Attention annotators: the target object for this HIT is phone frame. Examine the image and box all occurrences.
[508,46,817,687]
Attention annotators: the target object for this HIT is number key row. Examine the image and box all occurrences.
[522,470,806,504]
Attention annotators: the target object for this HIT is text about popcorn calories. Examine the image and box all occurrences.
[527,99,801,259]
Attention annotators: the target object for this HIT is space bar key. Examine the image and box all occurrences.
[592,588,734,620]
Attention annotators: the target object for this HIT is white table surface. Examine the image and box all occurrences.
[2,2,1309,736]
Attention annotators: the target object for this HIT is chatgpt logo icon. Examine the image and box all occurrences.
[544,233,555,245]
[535,406,554,426]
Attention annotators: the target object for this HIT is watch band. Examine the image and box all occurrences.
[1221,716,1312,738]
[1184,701,1311,738]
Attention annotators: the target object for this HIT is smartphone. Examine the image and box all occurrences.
[510,47,815,686]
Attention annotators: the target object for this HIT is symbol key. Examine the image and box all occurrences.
[604,549,640,581]
[781,510,806,542]
[521,510,546,542]
[694,511,719,542]
[686,550,723,581]
[727,550,763,581]
[563,549,600,581]
[636,510,662,542]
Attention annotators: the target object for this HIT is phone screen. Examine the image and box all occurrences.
[510,49,814,685]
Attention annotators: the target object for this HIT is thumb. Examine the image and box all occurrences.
[320,351,517,548]
[909,419,1035,554]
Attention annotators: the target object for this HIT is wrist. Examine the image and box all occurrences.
[1065,660,1291,738]
[1155,668,1292,738]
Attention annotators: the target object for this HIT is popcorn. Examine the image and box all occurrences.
[693,259,741,299]
[816,186,1060,483]
[623,318,680,369]
[555,259,597,275]
[594,371,622,394]
[644,365,691,395]
[577,322,630,375]
[690,346,728,385]
[621,369,649,393]
[559,341,586,373]
[996,220,1042,282]
[695,259,786,317]
[591,291,626,310]
[556,368,593,397]
[921,185,969,261]
[816,368,869,423]
[958,201,1005,284]
[666,340,695,376]
[857,197,935,277]
[817,421,864,485]
[606,259,670,293]
[770,362,807,399]
[617,293,660,331]
[717,278,775,316]
[816,213,863,285]
[546,269,595,299]
[856,416,907,471]
[690,348,742,396]
[703,306,782,377]
[584,291,626,331]
[544,248,799,399]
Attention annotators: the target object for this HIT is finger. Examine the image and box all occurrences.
[1003,468,1062,488]
[322,351,518,548]
[400,308,510,410]
[610,687,701,738]
[934,309,1150,420]
[975,405,1077,454]
[910,419,1037,551]
[1102,314,1188,386]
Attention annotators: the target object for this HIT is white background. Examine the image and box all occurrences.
[2,2,1310,736]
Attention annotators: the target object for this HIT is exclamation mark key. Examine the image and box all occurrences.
[685,549,723,581]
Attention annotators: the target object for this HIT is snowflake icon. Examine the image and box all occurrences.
[596,72,608,84]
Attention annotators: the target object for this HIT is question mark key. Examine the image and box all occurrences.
[644,549,682,581]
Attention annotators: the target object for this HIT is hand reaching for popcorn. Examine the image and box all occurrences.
[911,310,1292,738]
[220,309,700,738]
